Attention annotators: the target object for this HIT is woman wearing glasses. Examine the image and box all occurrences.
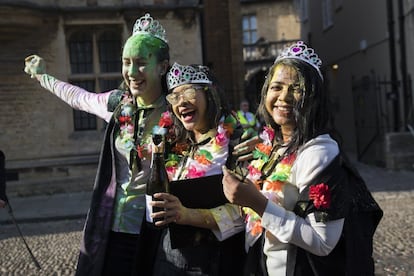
[149,63,246,275]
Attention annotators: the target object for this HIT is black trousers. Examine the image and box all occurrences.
[102,224,163,276]
[102,231,140,276]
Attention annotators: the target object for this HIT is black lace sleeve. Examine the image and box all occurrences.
[293,152,383,224]
[293,154,351,222]
[288,152,383,275]
[107,89,124,112]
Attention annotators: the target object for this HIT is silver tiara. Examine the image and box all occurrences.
[132,13,167,43]
[167,62,212,90]
[275,41,323,79]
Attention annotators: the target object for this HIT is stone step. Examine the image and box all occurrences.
[385,132,414,170]
[386,153,414,171]
[6,175,95,197]
[4,154,99,197]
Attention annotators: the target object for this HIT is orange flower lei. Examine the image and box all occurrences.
[243,126,297,237]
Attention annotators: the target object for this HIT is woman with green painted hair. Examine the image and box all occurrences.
[24,13,169,276]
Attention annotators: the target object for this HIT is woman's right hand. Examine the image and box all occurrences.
[222,166,267,216]
[151,192,184,226]
[24,55,46,80]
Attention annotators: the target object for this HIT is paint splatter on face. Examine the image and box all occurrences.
[265,64,302,133]
[122,34,164,104]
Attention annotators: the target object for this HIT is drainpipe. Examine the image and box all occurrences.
[398,0,410,129]
[198,0,206,65]
[387,0,400,131]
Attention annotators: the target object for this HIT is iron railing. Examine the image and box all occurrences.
[243,39,298,62]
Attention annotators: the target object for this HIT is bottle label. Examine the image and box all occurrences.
[145,194,154,223]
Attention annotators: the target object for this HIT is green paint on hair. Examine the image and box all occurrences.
[122,34,166,60]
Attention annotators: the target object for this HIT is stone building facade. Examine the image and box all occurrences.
[0,0,243,195]
[299,0,414,169]
[241,0,300,110]
[0,0,299,195]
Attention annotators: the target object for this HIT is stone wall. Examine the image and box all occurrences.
[241,0,300,42]
[0,2,203,194]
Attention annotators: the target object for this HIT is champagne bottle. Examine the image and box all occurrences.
[145,134,169,226]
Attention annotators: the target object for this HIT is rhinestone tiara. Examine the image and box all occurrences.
[275,41,323,79]
[167,62,212,90]
[132,13,167,43]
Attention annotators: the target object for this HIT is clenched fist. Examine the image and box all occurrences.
[24,55,46,78]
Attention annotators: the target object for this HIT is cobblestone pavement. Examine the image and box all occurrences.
[372,191,414,276]
[0,191,413,275]
[0,219,84,276]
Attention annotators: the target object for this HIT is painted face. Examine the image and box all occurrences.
[265,64,302,131]
[122,35,164,104]
[170,84,209,139]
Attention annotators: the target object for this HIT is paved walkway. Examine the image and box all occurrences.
[0,155,413,275]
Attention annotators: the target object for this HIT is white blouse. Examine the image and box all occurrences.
[261,134,344,275]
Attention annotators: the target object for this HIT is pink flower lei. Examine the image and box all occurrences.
[165,115,238,180]
[123,109,238,181]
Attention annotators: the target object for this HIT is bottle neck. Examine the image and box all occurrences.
[151,134,165,166]
[152,145,164,154]
[150,150,165,169]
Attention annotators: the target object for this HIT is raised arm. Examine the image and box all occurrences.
[24,55,113,122]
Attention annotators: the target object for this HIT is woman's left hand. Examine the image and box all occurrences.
[151,193,187,226]
[233,135,261,162]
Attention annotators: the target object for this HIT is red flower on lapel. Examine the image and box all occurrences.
[309,183,331,209]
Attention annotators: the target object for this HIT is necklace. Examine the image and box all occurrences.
[116,93,157,171]
[130,110,238,180]
[243,126,297,238]
[117,93,136,151]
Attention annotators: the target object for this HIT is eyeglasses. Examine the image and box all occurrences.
[166,86,204,105]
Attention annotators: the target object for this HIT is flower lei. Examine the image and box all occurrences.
[122,107,237,180]
[117,94,139,153]
[160,113,238,180]
[243,126,297,238]
[117,95,175,159]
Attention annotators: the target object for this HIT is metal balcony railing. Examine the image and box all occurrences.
[243,39,298,62]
